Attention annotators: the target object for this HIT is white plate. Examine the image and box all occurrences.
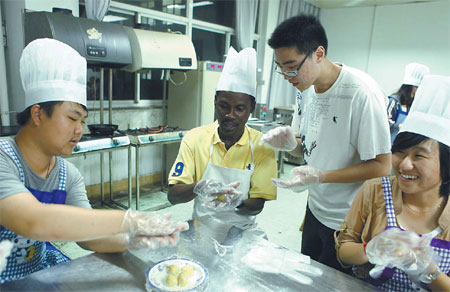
[146,258,208,292]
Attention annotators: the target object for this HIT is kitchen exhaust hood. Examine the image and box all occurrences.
[24,11,132,68]
[123,27,197,72]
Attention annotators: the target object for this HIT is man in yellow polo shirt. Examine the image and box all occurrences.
[167,47,277,229]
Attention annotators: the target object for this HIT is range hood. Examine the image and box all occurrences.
[24,11,132,68]
[123,27,197,72]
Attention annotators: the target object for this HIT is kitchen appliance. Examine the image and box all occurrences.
[126,129,187,145]
[23,11,132,67]
[73,133,130,154]
[126,126,187,210]
[167,61,223,129]
[126,127,187,145]
[70,132,132,211]
[123,27,197,72]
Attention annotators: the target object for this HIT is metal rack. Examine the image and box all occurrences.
[129,129,186,210]
[66,144,132,210]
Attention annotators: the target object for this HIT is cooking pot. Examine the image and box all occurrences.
[88,124,118,136]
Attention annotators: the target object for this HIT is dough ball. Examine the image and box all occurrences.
[181,264,194,275]
[178,272,191,287]
[217,194,226,202]
[167,264,179,275]
[166,274,177,287]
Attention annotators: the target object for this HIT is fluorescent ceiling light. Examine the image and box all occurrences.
[193,1,214,7]
[167,1,213,9]
[103,15,128,22]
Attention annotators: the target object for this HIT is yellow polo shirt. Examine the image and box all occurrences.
[168,122,277,200]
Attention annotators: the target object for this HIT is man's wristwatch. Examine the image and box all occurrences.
[422,266,440,283]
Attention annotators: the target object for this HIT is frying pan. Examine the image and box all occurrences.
[87,124,118,136]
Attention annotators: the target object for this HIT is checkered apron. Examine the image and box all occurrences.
[0,140,70,284]
[371,176,450,291]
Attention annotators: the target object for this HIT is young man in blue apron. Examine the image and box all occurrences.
[167,47,277,230]
[0,39,188,283]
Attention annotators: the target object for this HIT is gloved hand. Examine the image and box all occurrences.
[366,228,440,282]
[124,232,181,251]
[0,240,13,273]
[193,179,243,210]
[120,210,189,250]
[259,126,298,151]
[271,166,322,192]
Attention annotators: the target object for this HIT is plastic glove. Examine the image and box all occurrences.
[0,240,13,273]
[121,210,189,237]
[124,232,181,251]
[366,228,440,282]
[271,166,322,192]
[259,126,298,151]
[193,179,243,210]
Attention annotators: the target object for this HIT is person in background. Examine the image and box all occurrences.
[260,14,391,272]
[0,39,188,283]
[336,75,450,291]
[167,47,277,231]
[388,62,430,144]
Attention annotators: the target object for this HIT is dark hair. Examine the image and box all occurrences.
[268,14,328,56]
[392,132,449,197]
[393,84,415,110]
[16,101,87,126]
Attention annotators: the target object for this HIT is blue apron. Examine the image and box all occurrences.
[368,176,450,291]
[0,140,70,284]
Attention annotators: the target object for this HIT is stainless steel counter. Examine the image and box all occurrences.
[2,216,375,291]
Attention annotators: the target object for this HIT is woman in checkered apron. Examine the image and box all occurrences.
[335,75,450,291]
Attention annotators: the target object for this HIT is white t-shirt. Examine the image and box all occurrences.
[292,64,391,230]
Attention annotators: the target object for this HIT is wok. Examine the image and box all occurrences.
[87,124,118,136]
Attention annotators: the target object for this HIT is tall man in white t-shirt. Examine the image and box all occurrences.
[260,14,391,273]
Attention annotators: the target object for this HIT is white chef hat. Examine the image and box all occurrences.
[400,75,450,147]
[402,63,430,87]
[20,38,87,109]
[216,46,257,97]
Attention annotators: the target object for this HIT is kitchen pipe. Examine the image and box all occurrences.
[0,4,11,126]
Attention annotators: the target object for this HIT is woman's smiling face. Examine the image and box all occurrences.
[392,138,442,195]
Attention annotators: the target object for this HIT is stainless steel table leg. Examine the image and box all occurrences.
[161,144,166,190]
[100,152,104,204]
[135,145,140,210]
[128,145,132,209]
[109,151,113,200]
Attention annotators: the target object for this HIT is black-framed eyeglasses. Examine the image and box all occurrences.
[274,53,310,77]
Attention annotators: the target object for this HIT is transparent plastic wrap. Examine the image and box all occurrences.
[133,215,324,292]
[121,209,189,251]
[271,166,321,193]
[193,180,243,211]
[259,126,298,151]
[366,228,441,281]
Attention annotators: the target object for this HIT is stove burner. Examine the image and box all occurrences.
[126,125,180,136]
